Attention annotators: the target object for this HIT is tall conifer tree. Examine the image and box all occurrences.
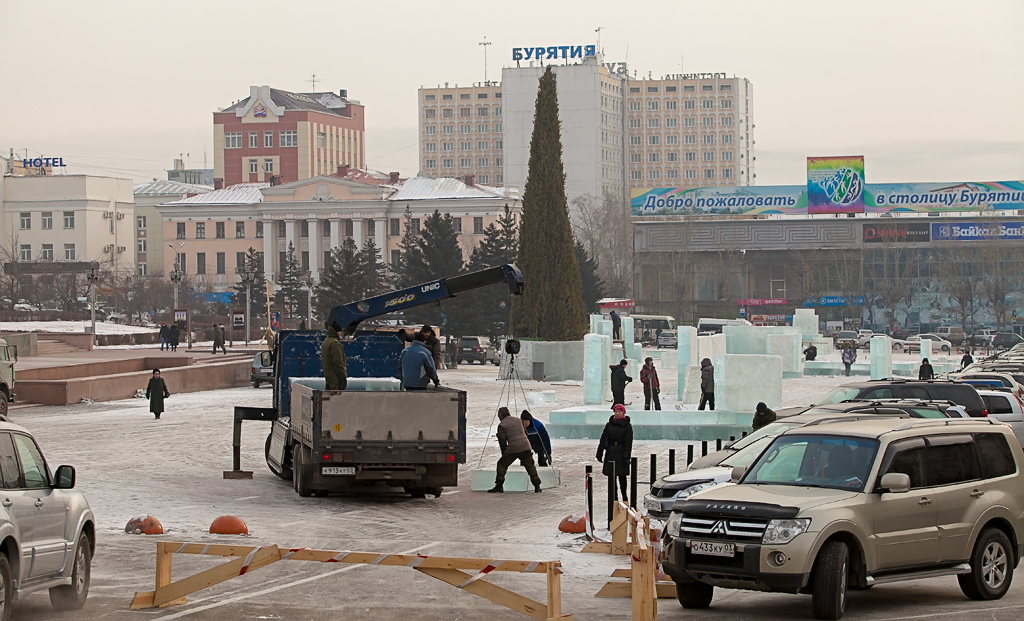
[510,67,587,340]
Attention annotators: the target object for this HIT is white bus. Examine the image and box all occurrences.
[631,314,676,345]
[696,317,752,334]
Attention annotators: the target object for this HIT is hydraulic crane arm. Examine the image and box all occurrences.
[326,264,524,337]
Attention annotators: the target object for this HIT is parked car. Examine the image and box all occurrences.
[0,420,95,613]
[456,336,494,365]
[967,329,997,347]
[855,330,875,348]
[950,371,1024,401]
[251,351,273,388]
[903,333,952,353]
[812,378,986,417]
[992,333,1024,350]
[976,389,1024,446]
[657,330,678,348]
[834,331,858,349]
[662,417,1024,619]
[933,325,967,346]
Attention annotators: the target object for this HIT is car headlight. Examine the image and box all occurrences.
[665,513,682,537]
[678,481,718,499]
[762,519,811,544]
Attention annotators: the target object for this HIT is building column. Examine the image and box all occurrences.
[374,217,386,253]
[352,216,364,249]
[330,217,341,255]
[262,219,275,283]
[307,217,320,281]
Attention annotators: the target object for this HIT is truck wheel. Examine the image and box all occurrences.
[265,433,291,481]
[293,445,313,497]
[674,580,713,608]
[429,487,443,498]
[252,381,260,388]
[959,527,1013,600]
[0,553,11,621]
[811,540,848,620]
[408,487,427,499]
[0,394,7,419]
[49,532,91,611]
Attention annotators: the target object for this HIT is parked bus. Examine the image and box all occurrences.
[632,314,676,345]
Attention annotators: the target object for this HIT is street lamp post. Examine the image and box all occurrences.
[238,267,257,345]
[169,268,183,310]
[85,267,100,346]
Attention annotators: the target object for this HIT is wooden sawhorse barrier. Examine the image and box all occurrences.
[130,542,573,621]
[581,501,633,555]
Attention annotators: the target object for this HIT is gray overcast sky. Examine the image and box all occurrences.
[2,0,1022,186]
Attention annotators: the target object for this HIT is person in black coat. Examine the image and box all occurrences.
[159,322,169,351]
[919,358,935,380]
[609,310,622,340]
[597,404,633,500]
[609,359,632,408]
[146,369,170,419]
[168,324,181,352]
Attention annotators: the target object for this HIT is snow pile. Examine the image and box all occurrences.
[0,320,157,335]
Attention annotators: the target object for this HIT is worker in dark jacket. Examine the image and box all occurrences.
[803,343,817,361]
[159,322,169,351]
[400,332,440,389]
[597,404,633,500]
[521,410,552,467]
[752,402,776,430]
[488,407,542,493]
[919,358,935,380]
[640,357,661,410]
[212,323,226,354]
[146,369,170,419]
[609,310,622,340]
[420,325,443,370]
[698,358,715,410]
[168,323,180,351]
[609,359,632,408]
[321,323,348,390]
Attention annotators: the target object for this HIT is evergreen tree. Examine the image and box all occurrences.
[394,207,426,288]
[231,247,269,320]
[356,237,387,298]
[397,210,466,328]
[460,205,519,337]
[313,238,361,321]
[510,66,587,341]
[576,241,605,314]
[274,242,305,318]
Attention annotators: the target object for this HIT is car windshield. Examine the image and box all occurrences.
[813,387,863,405]
[729,421,802,450]
[744,434,879,491]
[722,436,775,468]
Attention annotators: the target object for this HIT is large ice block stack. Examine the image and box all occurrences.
[768,334,803,378]
[590,313,601,335]
[622,316,634,349]
[793,308,820,339]
[920,338,932,362]
[677,326,698,400]
[597,319,612,337]
[583,333,610,405]
[724,325,801,355]
[698,333,727,363]
[715,354,783,411]
[681,365,702,404]
[870,336,893,380]
[293,377,401,392]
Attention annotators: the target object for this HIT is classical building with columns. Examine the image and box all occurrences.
[155,171,520,291]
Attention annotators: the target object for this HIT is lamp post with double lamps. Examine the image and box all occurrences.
[238,267,257,344]
[303,272,316,327]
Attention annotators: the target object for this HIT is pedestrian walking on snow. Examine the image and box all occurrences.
[521,410,552,467]
[842,344,856,377]
[960,352,974,370]
[159,322,169,351]
[597,404,633,500]
[919,358,935,380]
[640,357,661,410]
[698,358,715,410]
[609,359,632,408]
[488,407,543,493]
[168,324,180,352]
[212,323,226,354]
[146,369,170,419]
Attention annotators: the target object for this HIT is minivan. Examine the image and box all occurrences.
[934,325,966,346]
[812,379,987,417]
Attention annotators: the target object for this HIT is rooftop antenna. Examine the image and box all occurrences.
[595,26,602,55]
[308,73,317,92]
[479,37,491,83]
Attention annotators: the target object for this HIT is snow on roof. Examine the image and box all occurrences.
[167,182,269,205]
[222,88,355,117]
[335,167,394,186]
[388,177,505,201]
[133,179,214,196]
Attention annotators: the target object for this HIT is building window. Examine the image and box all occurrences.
[255,221,264,238]
[249,132,259,148]
[459,107,471,118]
[649,152,660,163]
[629,153,641,163]
[723,168,734,179]
[495,140,503,149]
[496,173,503,184]
[320,220,330,237]
[666,118,678,128]
[442,158,454,168]
[176,252,186,272]
[196,222,206,239]
[702,117,715,128]
[629,86,640,93]
[136,215,145,229]
[391,249,401,268]
[177,222,185,239]
[425,126,436,136]
[630,170,642,180]
[684,100,695,110]
[702,85,714,91]
[723,152,734,162]
[685,152,697,162]
[478,174,488,184]
[64,243,76,260]
[684,135,696,145]
[473,217,484,234]
[476,107,488,117]
[628,118,640,129]
[666,135,679,145]
[721,84,733,91]
[225,132,242,149]
[300,221,309,238]
[235,221,246,238]
[460,157,471,167]
[722,134,734,144]
[40,244,53,260]
[410,218,421,234]
[264,159,273,173]
[722,99,733,109]
[685,169,696,179]
[648,118,660,129]
[61,211,74,229]
[442,142,453,152]
[389,219,401,236]
[477,124,489,134]
[477,93,488,99]
[236,252,246,272]
[722,116,733,127]
[460,93,470,99]
[666,100,678,111]
[138,239,147,253]
[703,134,715,145]
[442,108,453,117]
[667,152,679,162]
[249,159,258,173]
[424,109,436,119]
[451,217,462,234]
[317,132,326,148]
[647,100,659,111]
[668,169,679,179]
[216,252,226,274]
[477,157,489,167]
[477,140,489,150]
[703,152,715,162]
[425,159,436,169]
[649,170,660,180]
[459,124,471,135]
[367,219,375,236]
[424,94,436,101]
[425,142,436,152]
[442,125,453,135]
[19,245,30,261]
[41,212,53,229]
[196,252,206,274]
[264,131,273,148]
[629,101,641,111]
[629,136,641,146]
[702,99,715,110]
[648,135,660,146]
[280,130,298,147]
[704,169,716,179]
[19,213,30,230]
[138,263,147,276]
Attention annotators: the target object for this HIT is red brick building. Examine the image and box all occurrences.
[213,85,365,188]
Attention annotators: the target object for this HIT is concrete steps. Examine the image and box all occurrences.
[36,339,84,356]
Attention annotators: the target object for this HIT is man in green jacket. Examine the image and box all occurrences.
[321,323,348,390]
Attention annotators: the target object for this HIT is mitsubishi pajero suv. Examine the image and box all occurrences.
[661,417,1024,620]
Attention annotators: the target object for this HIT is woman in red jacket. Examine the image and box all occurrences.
[640,357,661,410]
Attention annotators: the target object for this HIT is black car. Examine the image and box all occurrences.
[456,336,492,364]
[812,378,987,417]
[992,333,1024,350]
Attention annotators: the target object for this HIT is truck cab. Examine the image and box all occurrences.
[0,338,17,416]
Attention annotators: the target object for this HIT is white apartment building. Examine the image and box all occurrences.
[418,83,504,186]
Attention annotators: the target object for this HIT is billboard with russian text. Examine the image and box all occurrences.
[631,181,1024,216]
[808,156,865,214]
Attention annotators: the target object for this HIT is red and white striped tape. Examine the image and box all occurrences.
[458,560,505,588]
[239,546,268,575]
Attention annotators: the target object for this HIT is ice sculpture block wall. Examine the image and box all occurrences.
[715,354,783,411]
[870,336,893,380]
[622,316,634,349]
[920,338,932,362]
[583,333,607,405]
[681,364,702,404]
[768,334,802,375]
[793,308,819,338]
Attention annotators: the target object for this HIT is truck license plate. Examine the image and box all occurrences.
[644,498,662,512]
[322,466,355,476]
[690,540,735,557]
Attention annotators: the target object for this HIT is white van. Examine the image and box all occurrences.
[695,317,752,334]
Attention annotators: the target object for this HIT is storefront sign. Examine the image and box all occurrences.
[737,299,787,306]
[512,45,596,61]
[804,295,865,307]
[232,309,245,330]
[22,157,66,168]
[598,299,635,309]
[931,222,1024,241]
[862,222,931,243]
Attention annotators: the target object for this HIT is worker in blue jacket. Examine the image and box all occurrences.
[400,331,440,390]
[520,410,552,467]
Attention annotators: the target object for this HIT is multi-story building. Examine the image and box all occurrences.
[418,83,504,186]
[213,85,365,188]
[167,158,214,186]
[133,179,213,277]
[625,75,753,190]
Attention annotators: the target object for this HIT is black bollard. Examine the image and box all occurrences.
[687,444,694,465]
[608,461,616,526]
[669,449,676,475]
[701,440,708,457]
[742,431,748,438]
[716,438,723,452]
[730,435,736,442]
[650,454,657,485]
[630,457,638,510]
[586,464,595,533]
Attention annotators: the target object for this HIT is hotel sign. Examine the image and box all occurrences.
[512,45,596,61]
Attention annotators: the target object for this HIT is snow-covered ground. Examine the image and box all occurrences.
[0,320,157,334]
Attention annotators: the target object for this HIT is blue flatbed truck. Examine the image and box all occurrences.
[231,264,524,497]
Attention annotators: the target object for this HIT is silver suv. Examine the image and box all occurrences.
[662,417,1024,619]
[0,420,94,616]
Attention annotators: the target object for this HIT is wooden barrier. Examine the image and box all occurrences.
[131,542,573,621]
[582,501,631,555]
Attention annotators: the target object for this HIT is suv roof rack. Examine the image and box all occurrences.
[802,413,910,427]
[892,418,1000,431]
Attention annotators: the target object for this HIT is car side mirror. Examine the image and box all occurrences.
[880,472,910,493]
[260,351,272,367]
[54,465,76,489]
[730,465,747,482]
